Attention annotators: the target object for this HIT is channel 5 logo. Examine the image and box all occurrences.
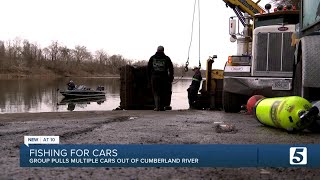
[289,147,307,165]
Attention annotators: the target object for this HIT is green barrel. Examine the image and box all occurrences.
[253,96,313,131]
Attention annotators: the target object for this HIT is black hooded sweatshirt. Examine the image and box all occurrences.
[147,52,174,81]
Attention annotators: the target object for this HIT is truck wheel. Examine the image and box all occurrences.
[223,91,242,113]
[293,55,303,97]
[294,53,320,101]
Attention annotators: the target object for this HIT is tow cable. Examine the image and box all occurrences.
[173,0,201,84]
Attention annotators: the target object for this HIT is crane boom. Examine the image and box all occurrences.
[223,0,265,16]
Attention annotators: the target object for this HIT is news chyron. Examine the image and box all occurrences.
[21,136,319,167]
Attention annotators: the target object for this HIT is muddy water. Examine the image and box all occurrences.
[0,77,191,113]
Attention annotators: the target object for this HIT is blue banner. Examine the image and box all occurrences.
[20,144,320,167]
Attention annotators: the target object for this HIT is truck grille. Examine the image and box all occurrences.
[254,32,294,75]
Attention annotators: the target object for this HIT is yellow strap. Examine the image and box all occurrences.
[192,78,200,82]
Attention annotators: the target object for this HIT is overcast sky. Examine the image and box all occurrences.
[0,0,271,69]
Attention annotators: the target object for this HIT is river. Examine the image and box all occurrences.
[0,77,192,113]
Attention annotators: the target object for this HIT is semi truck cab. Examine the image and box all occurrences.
[223,2,300,112]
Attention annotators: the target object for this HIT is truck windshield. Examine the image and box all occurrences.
[254,14,299,28]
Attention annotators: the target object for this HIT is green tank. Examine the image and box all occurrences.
[253,96,318,131]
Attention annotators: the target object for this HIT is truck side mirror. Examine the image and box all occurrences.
[229,18,237,35]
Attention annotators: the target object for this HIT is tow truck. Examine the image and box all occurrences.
[222,0,320,112]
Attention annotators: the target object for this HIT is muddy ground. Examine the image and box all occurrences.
[1,110,320,180]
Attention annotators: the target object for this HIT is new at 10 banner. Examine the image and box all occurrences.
[20,144,320,167]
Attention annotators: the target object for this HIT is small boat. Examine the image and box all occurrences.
[60,85,106,98]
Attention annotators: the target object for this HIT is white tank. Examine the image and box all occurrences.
[237,37,250,55]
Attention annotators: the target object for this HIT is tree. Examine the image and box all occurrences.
[108,54,128,73]
[46,41,59,61]
[6,38,22,63]
[22,40,33,67]
[72,45,92,63]
[29,43,44,63]
[58,46,71,62]
[95,49,108,65]
[132,60,147,66]
[0,37,145,76]
[0,41,5,68]
[0,41,5,58]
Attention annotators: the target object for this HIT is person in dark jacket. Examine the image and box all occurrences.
[67,80,76,90]
[187,67,202,109]
[148,46,174,111]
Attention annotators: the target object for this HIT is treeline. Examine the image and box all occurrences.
[0,38,193,77]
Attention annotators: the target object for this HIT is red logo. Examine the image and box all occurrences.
[278,27,289,31]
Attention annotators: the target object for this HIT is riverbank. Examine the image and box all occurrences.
[1,110,320,179]
[0,73,191,80]
[0,63,120,79]
[0,64,197,80]
[0,73,119,79]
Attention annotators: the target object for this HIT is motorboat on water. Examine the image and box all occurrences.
[60,85,106,98]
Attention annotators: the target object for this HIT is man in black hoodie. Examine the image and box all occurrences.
[148,46,174,111]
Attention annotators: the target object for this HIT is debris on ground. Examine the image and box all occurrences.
[260,169,271,174]
[214,123,237,133]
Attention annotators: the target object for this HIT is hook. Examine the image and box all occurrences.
[184,61,189,72]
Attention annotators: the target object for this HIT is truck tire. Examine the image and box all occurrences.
[223,91,242,113]
[293,55,303,97]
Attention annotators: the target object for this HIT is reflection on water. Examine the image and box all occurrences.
[58,96,107,111]
[0,77,192,113]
